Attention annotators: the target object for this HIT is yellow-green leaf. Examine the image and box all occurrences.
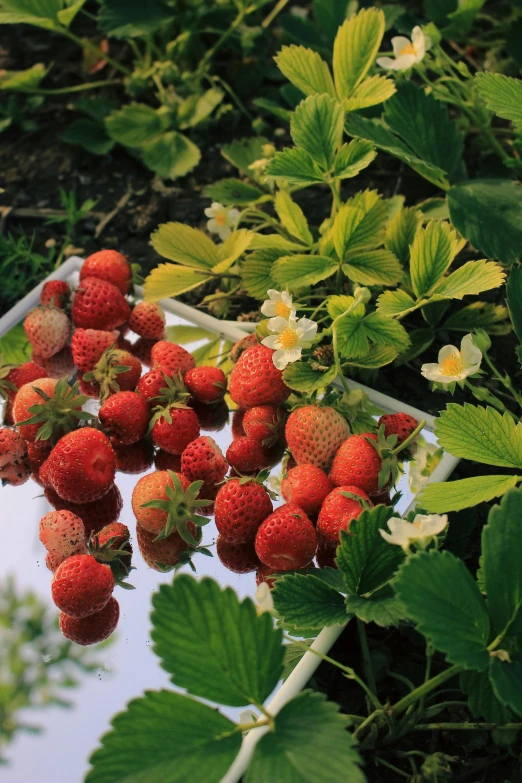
[143,264,212,301]
[385,206,422,265]
[290,94,344,170]
[151,222,218,269]
[332,8,385,99]
[432,259,506,300]
[410,220,458,298]
[272,255,339,290]
[213,229,253,273]
[274,191,313,245]
[275,45,336,98]
[343,249,403,286]
[344,74,396,112]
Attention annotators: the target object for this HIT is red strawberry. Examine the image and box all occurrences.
[26,439,52,469]
[285,405,350,470]
[255,504,317,571]
[83,347,141,401]
[1,359,49,423]
[71,328,117,373]
[39,510,87,564]
[191,400,229,432]
[94,521,130,552]
[80,250,132,295]
[281,465,333,517]
[46,551,64,573]
[229,344,290,408]
[40,280,71,308]
[32,346,75,379]
[45,427,116,503]
[151,404,200,454]
[136,523,198,572]
[226,436,266,474]
[0,427,28,469]
[216,537,259,573]
[256,562,277,589]
[132,469,209,541]
[329,433,381,494]
[316,543,337,570]
[214,476,273,542]
[184,366,226,404]
[13,377,87,444]
[72,277,130,331]
[13,378,58,441]
[24,305,70,358]
[44,484,123,537]
[114,439,154,474]
[151,341,195,376]
[128,301,165,340]
[136,369,167,403]
[378,413,418,446]
[99,391,150,446]
[181,435,227,484]
[231,410,246,439]
[59,595,119,645]
[230,333,258,363]
[130,337,156,367]
[317,485,371,547]
[91,521,132,581]
[51,553,114,618]
[243,405,283,446]
[154,449,181,472]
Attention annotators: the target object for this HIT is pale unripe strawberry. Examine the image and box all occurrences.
[285,405,350,470]
[24,306,70,358]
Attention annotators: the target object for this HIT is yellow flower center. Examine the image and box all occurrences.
[274,300,292,318]
[440,353,464,376]
[214,212,228,226]
[400,43,416,56]
[278,328,299,349]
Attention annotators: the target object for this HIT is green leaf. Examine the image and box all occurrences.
[359,311,410,353]
[151,575,283,706]
[275,45,336,98]
[344,74,396,112]
[333,8,385,99]
[165,325,214,345]
[143,264,212,300]
[345,590,406,628]
[273,574,347,631]
[142,131,201,179]
[410,221,458,298]
[179,88,223,129]
[252,97,293,124]
[213,229,253,272]
[86,690,240,783]
[394,550,490,671]
[489,658,522,717]
[282,362,337,393]
[327,293,356,319]
[343,345,398,368]
[343,249,403,286]
[0,323,31,364]
[332,192,387,260]
[272,255,338,290]
[444,0,487,37]
[241,249,279,299]
[249,234,305,252]
[336,505,404,595]
[443,302,510,334]
[282,640,313,681]
[506,265,522,344]
[432,259,505,300]
[435,403,522,469]
[0,0,62,30]
[377,289,416,317]
[418,475,520,513]
[0,62,47,90]
[98,0,173,37]
[245,691,365,783]
[56,0,84,26]
[461,670,513,723]
[151,223,218,269]
[334,139,377,180]
[482,487,522,639]
[204,179,265,206]
[105,103,163,147]
[334,307,369,359]
[448,179,522,265]
[274,191,313,245]
[475,72,522,130]
[266,147,325,186]
[221,136,270,175]
[385,207,422,265]
[291,94,344,171]
[61,118,114,155]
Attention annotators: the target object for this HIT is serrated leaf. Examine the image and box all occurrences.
[204,179,265,206]
[343,345,398,368]
[435,403,522,469]
[443,302,510,334]
[489,658,522,717]
[282,362,337,392]
[151,576,283,706]
[221,136,270,175]
[282,640,313,681]
[410,221,458,298]
[343,249,403,286]
[105,103,163,147]
[432,259,505,300]
[326,293,355,319]
[61,118,114,156]
[266,147,325,186]
[180,88,223,129]
[475,72,522,130]
[334,139,376,179]
[345,591,406,628]
[333,8,385,99]
[0,62,47,90]
[142,131,200,180]
[334,307,368,359]
[213,229,253,273]
[249,234,305,252]
[241,249,279,299]
[143,264,212,301]
[336,505,404,595]
[275,45,336,98]
[271,255,338,290]
[0,0,62,30]
[360,312,410,352]
[57,0,84,26]
[98,0,174,37]
[377,289,416,316]
[291,94,344,171]
[385,207,422,265]
[274,191,313,245]
[273,574,347,631]
[394,550,490,671]
[418,475,520,513]
[507,266,522,344]
[151,222,218,269]
[0,323,31,364]
[332,193,387,261]
[461,670,513,723]
[344,74,396,112]
[165,325,214,344]
[245,691,365,783]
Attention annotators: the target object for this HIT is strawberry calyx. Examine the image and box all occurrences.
[88,533,134,587]
[230,468,278,500]
[365,419,425,490]
[139,470,212,543]
[16,377,94,444]
[338,490,373,511]
[151,373,190,409]
[83,347,132,401]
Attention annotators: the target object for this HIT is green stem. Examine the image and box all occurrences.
[391,664,463,717]
[357,618,377,702]
[235,717,270,732]
[17,80,121,95]
[412,721,522,731]
[483,352,522,408]
[196,8,247,75]
[420,645,432,711]
[374,758,410,779]
[332,325,353,396]
[261,0,290,27]
[390,420,426,456]
[353,707,384,739]
[62,30,131,76]
[329,181,341,216]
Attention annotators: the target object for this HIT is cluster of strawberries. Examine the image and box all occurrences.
[0,247,421,645]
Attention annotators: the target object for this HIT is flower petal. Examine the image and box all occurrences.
[267,316,291,333]
[261,335,280,350]
[392,53,417,70]
[376,56,397,70]
[267,289,282,301]
[391,36,411,57]
[411,26,425,60]
[437,344,460,365]
[460,334,482,368]
[260,301,277,317]
[272,349,291,370]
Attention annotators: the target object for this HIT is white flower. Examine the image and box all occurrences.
[260,289,296,321]
[255,582,274,615]
[380,513,448,551]
[421,334,482,384]
[261,314,318,370]
[204,202,240,241]
[377,26,430,71]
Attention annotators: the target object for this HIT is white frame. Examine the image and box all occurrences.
[0,256,459,782]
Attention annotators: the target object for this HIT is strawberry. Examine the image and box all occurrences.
[230,333,258,363]
[214,475,273,542]
[1,359,49,423]
[80,249,132,295]
[0,427,30,484]
[46,551,64,573]
[256,562,277,589]
[45,427,116,503]
[114,439,154,474]
[154,449,181,472]
[317,486,371,547]
[26,439,52,469]
[130,337,155,367]
[181,436,227,485]
[151,404,200,454]
[94,521,130,552]
[369,488,392,506]
[59,595,119,645]
[229,344,290,409]
[1,460,31,486]
[183,366,226,405]
[90,521,132,582]
[255,504,317,571]
[137,370,188,408]
[281,465,333,518]
[32,346,76,379]
[72,277,130,331]
[51,553,114,618]
[378,413,419,446]
[285,405,350,470]
[329,433,381,494]
[83,347,142,401]
[243,405,283,446]
[226,436,266,474]
[39,510,87,564]
[128,301,165,340]
[44,484,123,537]
[13,377,90,444]
[231,410,246,439]
[24,305,70,358]
[40,280,71,309]
[71,328,117,373]
[316,543,337,570]
[99,391,150,446]
[136,523,199,572]
[132,469,210,541]
[191,400,229,432]
[216,537,259,573]
[151,341,195,376]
